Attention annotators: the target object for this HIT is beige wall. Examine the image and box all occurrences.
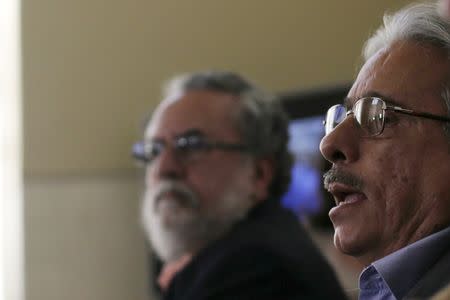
[22,1,413,300]
[25,175,150,300]
[22,0,413,175]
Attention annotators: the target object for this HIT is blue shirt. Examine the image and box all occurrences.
[359,226,450,300]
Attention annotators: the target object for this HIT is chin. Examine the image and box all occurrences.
[333,225,370,259]
[141,200,193,262]
[144,210,200,262]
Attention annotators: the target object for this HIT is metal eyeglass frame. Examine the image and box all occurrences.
[132,133,251,165]
[324,97,450,136]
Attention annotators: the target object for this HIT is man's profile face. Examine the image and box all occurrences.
[320,40,450,264]
[141,89,257,261]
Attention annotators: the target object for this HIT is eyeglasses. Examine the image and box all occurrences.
[132,131,251,165]
[324,97,450,137]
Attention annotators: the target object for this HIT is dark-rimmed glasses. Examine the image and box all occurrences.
[132,131,251,165]
[324,97,450,137]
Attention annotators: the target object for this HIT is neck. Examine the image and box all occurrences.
[357,221,450,266]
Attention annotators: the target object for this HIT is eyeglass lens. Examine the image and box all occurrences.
[325,104,347,136]
[325,97,385,136]
[354,98,384,136]
[134,134,211,164]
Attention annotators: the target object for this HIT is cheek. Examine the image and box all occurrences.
[187,164,239,205]
[188,160,253,208]
[370,149,420,228]
[359,147,403,213]
[188,176,220,204]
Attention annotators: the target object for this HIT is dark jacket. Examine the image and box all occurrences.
[163,198,347,300]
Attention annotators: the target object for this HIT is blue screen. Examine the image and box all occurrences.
[281,116,326,218]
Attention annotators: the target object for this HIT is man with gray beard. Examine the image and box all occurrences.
[133,71,346,300]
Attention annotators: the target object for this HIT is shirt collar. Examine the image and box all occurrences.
[359,265,395,300]
[372,226,450,299]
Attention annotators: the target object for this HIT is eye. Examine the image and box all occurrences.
[143,141,164,162]
[176,135,209,152]
[383,111,399,126]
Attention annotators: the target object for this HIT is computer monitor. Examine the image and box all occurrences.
[279,83,350,225]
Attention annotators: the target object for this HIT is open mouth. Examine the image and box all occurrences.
[327,182,366,206]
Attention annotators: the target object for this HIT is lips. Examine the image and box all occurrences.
[156,190,183,206]
[326,182,367,207]
[154,189,198,213]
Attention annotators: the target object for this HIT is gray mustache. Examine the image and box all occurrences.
[323,167,363,191]
[153,181,199,211]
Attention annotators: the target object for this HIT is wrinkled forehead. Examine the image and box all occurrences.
[145,89,242,140]
[348,41,450,112]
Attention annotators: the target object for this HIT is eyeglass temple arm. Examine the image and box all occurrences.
[212,142,251,152]
[389,106,450,123]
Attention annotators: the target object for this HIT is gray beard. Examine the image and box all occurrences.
[141,180,254,262]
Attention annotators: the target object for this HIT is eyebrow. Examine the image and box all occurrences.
[174,128,205,139]
[144,128,206,143]
[344,91,402,108]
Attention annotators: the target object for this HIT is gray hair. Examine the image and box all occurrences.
[363,2,450,139]
[162,70,292,199]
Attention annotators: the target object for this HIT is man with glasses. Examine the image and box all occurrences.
[321,3,450,300]
[134,71,346,300]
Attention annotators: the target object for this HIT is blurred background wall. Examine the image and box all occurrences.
[22,1,412,299]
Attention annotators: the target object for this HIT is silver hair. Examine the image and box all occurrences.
[363,2,450,139]
[162,70,292,199]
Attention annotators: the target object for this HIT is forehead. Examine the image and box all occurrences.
[145,89,240,139]
[348,40,449,112]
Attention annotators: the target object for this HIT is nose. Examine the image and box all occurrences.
[320,116,360,165]
[146,146,184,181]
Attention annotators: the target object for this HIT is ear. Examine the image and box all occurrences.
[251,158,274,202]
